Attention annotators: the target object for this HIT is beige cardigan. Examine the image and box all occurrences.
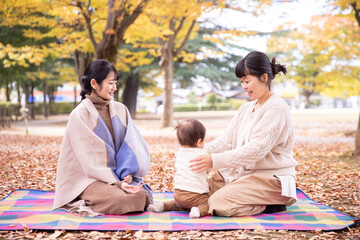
[205,94,297,183]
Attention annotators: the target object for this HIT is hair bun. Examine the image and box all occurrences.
[271,57,287,76]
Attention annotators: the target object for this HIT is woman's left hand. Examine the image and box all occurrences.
[121,182,143,194]
[189,154,213,173]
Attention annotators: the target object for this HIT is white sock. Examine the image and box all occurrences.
[147,202,164,212]
[189,207,200,218]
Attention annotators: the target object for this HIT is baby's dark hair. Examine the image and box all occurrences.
[175,119,206,147]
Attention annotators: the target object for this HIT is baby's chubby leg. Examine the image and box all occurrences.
[147,200,184,212]
[190,203,209,218]
[147,202,164,212]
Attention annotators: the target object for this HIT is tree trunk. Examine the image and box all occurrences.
[22,82,30,105]
[161,52,174,127]
[351,3,360,27]
[74,50,93,84]
[92,0,147,62]
[355,111,360,155]
[79,0,147,104]
[16,81,21,104]
[5,79,11,102]
[48,85,55,115]
[74,50,93,104]
[30,82,35,120]
[114,89,120,102]
[48,85,55,105]
[42,81,48,119]
[350,3,360,155]
[96,40,118,64]
[73,84,77,108]
[122,72,139,119]
[304,94,311,109]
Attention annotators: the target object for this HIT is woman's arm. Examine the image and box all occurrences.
[190,107,289,172]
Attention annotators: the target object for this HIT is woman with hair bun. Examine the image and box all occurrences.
[189,51,298,217]
[53,59,152,215]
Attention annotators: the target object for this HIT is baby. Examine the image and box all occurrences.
[147,119,210,218]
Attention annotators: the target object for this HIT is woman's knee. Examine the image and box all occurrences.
[122,190,150,207]
[105,190,150,215]
[208,191,240,217]
[208,191,225,209]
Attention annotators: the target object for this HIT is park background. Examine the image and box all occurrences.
[0,0,360,239]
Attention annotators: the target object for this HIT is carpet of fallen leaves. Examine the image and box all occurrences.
[0,111,360,239]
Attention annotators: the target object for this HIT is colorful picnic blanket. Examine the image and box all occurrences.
[0,189,358,231]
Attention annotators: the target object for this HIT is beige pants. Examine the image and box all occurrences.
[208,172,292,217]
[163,170,226,216]
[79,181,151,215]
[163,189,209,217]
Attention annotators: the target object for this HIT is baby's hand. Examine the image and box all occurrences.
[124,175,133,184]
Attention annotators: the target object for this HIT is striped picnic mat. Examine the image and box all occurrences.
[0,189,359,231]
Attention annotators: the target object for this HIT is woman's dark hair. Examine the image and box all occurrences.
[175,119,206,147]
[235,51,287,90]
[80,59,119,100]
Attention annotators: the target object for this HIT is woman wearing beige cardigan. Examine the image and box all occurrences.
[189,51,298,217]
[53,60,151,216]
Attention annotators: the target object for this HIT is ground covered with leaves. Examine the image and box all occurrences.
[0,110,359,239]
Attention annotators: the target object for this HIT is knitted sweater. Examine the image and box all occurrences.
[86,92,115,141]
[205,94,297,184]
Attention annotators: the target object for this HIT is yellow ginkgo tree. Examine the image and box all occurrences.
[126,0,282,127]
[0,0,67,117]
[115,45,159,118]
[54,0,149,64]
[326,0,360,155]
[115,1,249,119]
[268,1,360,155]
[124,0,225,127]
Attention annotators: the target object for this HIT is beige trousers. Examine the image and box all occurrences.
[208,172,292,217]
[163,170,226,216]
[163,189,209,217]
[79,181,151,215]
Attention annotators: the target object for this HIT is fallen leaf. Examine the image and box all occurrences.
[48,230,64,239]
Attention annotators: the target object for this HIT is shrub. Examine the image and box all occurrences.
[50,102,76,114]
[0,102,21,127]
[230,99,246,110]
[174,103,199,112]
[26,102,76,115]
[174,102,231,112]
[0,102,21,119]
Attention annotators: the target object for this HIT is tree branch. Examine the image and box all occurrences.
[173,19,196,57]
[115,0,148,45]
[114,0,128,19]
[105,0,117,32]
[351,2,360,27]
[173,16,186,40]
[76,0,97,49]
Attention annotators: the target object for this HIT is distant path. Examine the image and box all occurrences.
[1,109,358,144]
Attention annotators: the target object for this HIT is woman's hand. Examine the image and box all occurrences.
[124,175,133,184]
[121,182,143,194]
[189,154,213,173]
